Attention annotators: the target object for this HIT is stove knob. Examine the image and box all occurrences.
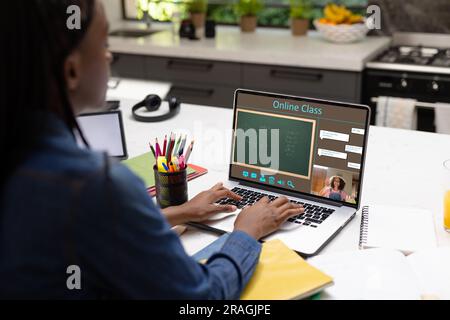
[401,79,408,88]
[431,81,439,92]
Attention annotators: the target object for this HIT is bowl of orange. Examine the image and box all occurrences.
[314,4,368,43]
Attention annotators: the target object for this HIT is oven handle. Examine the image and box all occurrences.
[370,97,443,109]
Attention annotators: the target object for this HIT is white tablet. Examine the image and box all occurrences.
[77,110,128,160]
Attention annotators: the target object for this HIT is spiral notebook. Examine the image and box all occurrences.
[358,205,437,255]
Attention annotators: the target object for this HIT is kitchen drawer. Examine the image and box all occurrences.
[111,54,146,79]
[243,64,360,102]
[167,83,236,108]
[146,56,241,86]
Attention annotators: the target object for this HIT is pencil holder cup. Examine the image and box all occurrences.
[154,166,188,209]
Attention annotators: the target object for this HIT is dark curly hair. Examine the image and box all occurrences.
[330,176,346,191]
[1,0,95,187]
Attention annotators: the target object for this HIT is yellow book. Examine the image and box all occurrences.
[241,239,333,300]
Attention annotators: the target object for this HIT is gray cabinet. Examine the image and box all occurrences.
[242,64,361,103]
[111,53,146,79]
[145,56,241,86]
[167,83,236,108]
[143,56,240,108]
[111,53,362,107]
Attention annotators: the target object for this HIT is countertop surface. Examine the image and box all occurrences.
[109,23,392,72]
[105,78,450,300]
[108,79,450,257]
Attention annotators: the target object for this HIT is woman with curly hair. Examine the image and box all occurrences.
[319,176,349,202]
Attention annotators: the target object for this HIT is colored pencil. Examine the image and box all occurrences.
[155,138,162,157]
[149,142,156,158]
[167,135,175,163]
[184,140,195,164]
[173,134,182,156]
[166,132,172,156]
[162,135,167,157]
[178,135,187,156]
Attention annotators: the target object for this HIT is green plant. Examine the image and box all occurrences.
[136,0,187,22]
[259,7,290,27]
[289,0,312,20]
[210,4,238,24]
[187,0,208,14]
[234,0,264,17]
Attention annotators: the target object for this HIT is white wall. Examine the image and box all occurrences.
[102,0,123,24]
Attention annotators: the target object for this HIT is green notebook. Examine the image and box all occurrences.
[122,152,195,189]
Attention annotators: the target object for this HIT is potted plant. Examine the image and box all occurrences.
[235,0,264,33]
[136,0,153,29]
[188,0,208,29]
[290,0,311,36]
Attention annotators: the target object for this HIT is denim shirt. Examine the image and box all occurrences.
[0,113,261,299]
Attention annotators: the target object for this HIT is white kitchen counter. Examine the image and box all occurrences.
[103,78,450,300]
[109,23,391,72]
[107,79,450,258]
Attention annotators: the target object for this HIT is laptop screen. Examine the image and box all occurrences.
[230,90,370,208]
[77,111,128,160]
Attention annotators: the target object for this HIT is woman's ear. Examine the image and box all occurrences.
[64,52,82,92]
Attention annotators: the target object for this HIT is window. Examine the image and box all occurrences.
[122,0,368,28]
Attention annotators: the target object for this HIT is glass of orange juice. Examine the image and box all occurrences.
[444,160,450,232]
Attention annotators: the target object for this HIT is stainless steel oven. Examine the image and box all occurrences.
[363,33,450,132]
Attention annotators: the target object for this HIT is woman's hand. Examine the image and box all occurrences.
[234,197,304,240]
[162,183,242,226]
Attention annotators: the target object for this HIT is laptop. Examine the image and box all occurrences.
[191,89,371,257]
[76,110,128,160]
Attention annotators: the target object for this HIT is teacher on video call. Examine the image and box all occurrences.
[319,176,351,202]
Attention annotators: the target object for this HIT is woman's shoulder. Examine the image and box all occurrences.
[21,143,104,176]
[100,157,151,204]
[75,156,153,215]
[74,152,146,194]
[107,159,147,192]
[22,146,145,194]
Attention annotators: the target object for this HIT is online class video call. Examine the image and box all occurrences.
[231,92,368,206]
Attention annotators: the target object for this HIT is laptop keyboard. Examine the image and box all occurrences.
[216,187,335,228]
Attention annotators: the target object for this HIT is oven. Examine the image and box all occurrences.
[363,69,450,132]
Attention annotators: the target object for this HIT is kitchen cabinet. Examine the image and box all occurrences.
[145,56,241,86]
[166,83,237,108]
[111,53,146,79]
[242,64,362,103]
[111,53,363,107]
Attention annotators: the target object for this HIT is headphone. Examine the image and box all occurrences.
[132,95,180,122]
